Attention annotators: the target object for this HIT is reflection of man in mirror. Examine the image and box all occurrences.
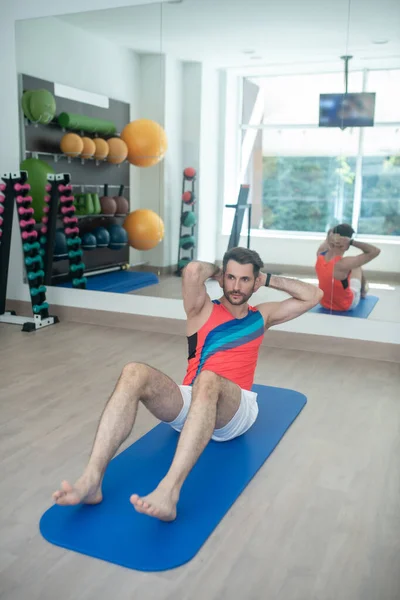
[315,223,381,311]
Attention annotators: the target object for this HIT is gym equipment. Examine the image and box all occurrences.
[81,137,96,160]
[123,209,164,251]
[310,295,379,319]
[178,257,191,270]
[107,138,128,165]
[91,193,101,215]
[181,211,196,227]
[59,270,159,294]
[58,113,117,136]
[176,168,197,276]
[53,230,68,261]
[0,171,59,332]
[179,234,195,250]
[93,227,110,248]
[39,384,306,571]
[184,167,196,181]
[100,185,116,215]
[93,139,109,161]
[226,184,252,251]
[60,133,84,158]
[20,158,55,222]
[108,224,128,250]
[182,191,194,205]
[82,232,97,250]
[21,89,56,124]
[113,185,129,215]
[121,119,168,168]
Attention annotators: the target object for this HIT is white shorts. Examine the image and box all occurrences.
[350,278,361,309]
[165,385,259,443]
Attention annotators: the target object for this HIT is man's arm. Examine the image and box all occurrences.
[334,240,381,279]
[181,261,221,318]
[256,274,323,328]
[316,229,332,255]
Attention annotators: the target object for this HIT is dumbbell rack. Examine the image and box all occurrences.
[175,170,197,276]
[0,171,58,332]
[42,174,87,289]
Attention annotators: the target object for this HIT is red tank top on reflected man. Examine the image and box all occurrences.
[315,253,353,311]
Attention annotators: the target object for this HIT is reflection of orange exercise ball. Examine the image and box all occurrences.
[81,137,96,159]
[60,133,84,157]
[107,137,128,164]
[123,209,164,250]
[121,119,168,168]
[93,138,109,161]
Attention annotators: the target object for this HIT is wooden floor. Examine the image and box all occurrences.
[1,321,400,600]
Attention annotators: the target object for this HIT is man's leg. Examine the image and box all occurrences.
[52,363,184,506]
[131,370,241,521]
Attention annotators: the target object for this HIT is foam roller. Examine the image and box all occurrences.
[58,113,116,135]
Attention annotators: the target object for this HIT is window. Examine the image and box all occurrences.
[236,69,400,237]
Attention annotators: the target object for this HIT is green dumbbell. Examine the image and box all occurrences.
[72,276,87,286]
[67,236,82,247]
[40,236,47,245]
[70,262,85,273]
[28,269,44,281]
[23,242,40,252]
[33,302,49,314]
[31,285,47,297]
[25,255,43,267]
[68,249,83,259]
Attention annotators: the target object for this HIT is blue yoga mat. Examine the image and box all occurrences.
[310,295,379,318]
[59,270,159,294]
[40,385,306,572]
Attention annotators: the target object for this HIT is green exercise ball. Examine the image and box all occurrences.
[179,234,195,250]
[29,89,57,125]
[181,211,197,227]
[20,158,55,221]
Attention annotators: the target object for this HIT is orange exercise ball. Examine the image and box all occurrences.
[107,137,128,165]
[121,119,168,168]
[93,138,109,161]
[123,209,164,250]
[60,133,84,157]
[81,137,96,159]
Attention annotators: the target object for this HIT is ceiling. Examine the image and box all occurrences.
[59,0,400,72]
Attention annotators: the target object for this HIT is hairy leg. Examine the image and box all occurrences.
[131,371,241,521]
[53,363,183,505]
[352,266,369,298]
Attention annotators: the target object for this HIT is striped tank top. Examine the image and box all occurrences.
[183,300,265,391]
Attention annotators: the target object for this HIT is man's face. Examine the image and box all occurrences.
[223,260,258,306]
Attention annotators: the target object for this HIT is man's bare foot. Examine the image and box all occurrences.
[361,281,369,298]
[52,474,103,506]
[130,484,179,522]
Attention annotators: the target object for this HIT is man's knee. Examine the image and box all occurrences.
[193,370,221,400]
[121,362,150,384]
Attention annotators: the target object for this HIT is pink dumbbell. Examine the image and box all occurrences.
[18,207,34,216]
[61,206,76,215]
[41,226,48,234]
[22,230,38,240]
[65,227,79,235]
[0,216,3,226]
[0,229,2,238]
[42,216,49,224]
[60,195,73,204]
[58,184,72,192]
[16,195,33,204]
[0,194,4,203]
[45,184,51,192]
[44,195,51,203]
[0,205,4,215]
[63,216,78,225]
[14,183,31,192]
[20,218,35,228]
[0,183,6,192]
[43,205,50,214]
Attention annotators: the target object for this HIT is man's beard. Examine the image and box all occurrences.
[223,285,254,306]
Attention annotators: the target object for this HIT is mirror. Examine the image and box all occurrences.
[14,0,399,332]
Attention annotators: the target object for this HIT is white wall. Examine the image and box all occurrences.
[197,65,221,262]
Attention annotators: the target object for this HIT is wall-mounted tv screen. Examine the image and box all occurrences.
[319,92,376,127]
